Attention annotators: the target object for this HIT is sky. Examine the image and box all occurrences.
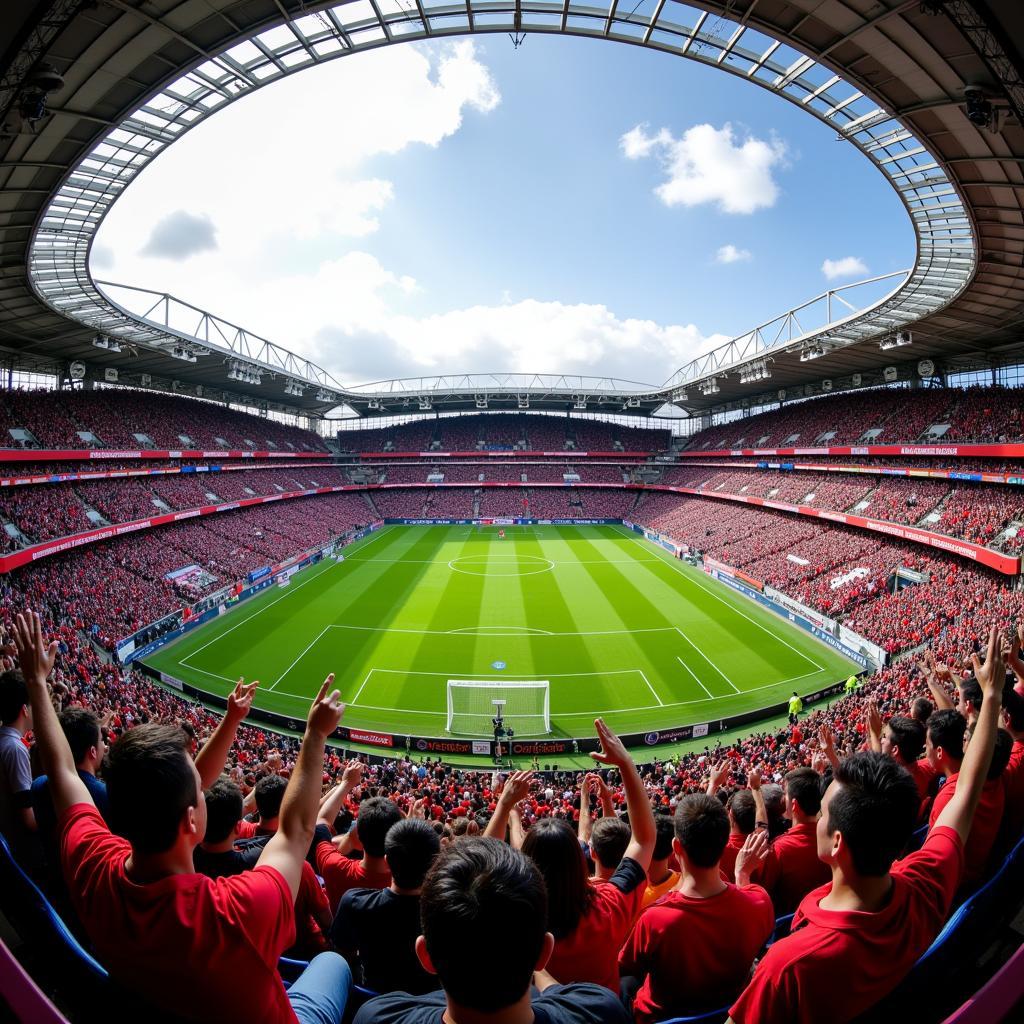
[93,34,914,389]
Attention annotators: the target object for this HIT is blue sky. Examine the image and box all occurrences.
[94,34,913,387]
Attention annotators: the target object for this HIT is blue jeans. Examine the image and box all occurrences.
[288,952,352,1024]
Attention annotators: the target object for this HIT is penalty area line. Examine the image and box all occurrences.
[676,656,713,699]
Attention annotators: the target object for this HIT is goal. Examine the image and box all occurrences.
[446,680,551,736]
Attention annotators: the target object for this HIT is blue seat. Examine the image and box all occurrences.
[767,911,795,945]
[655,1007,730,1024]
[0,832,109,995]
[278,957,378,1023]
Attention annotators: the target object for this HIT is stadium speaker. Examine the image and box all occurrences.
[851,373,862,386]
[777,389,786,401]
[821,380,833,392]
[883,366,898,382]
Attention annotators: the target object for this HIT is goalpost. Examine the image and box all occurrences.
[446,680,551,736]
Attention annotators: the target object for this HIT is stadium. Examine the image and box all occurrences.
[2,0,1024,1022]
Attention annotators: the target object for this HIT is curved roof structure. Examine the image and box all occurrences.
[0,0,1022,421]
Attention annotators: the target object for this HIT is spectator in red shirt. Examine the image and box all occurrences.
[590,816,630,882]
[999,688,1024,848]
[487,719,655,992]
[925,708,967,785]
[316,775,403,911]
[728,626,1006,1024]
[928,722,1012,887]
[353,837,631,1024]
[641,814,679,908]
[14,610,352,1024]
[769,767,830,915]
[865,704,936,806]
[620,793,774,1022]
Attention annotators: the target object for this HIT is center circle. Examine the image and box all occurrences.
[448,554,555,577]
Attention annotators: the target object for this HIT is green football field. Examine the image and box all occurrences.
[145,524,856,742]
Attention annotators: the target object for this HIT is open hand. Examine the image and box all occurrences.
[307,674,345,739]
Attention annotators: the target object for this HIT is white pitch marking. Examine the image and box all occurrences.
[614,525,825,672]
[639,668,665,706]
[676,655,713,699]
[266,625,330,691]
[675,627,741,693]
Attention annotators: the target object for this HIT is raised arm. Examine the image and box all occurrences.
[316,760,363,831]
[591,718,655,872]
[864,701,883,755]
[257,674,344,900]
[919,651,955,712]
[483,771,533,841]
[193,678,258,789]
[817,724,841,773]
[577,774,598,845]
[934,627,1004,844]
[508,805,526,851]
[706,759,731,796]
[747,768,769,831]
[13,611,91,815]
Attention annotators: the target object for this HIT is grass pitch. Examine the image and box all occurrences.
[146,524,855,742]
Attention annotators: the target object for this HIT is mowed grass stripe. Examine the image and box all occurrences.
[145,525,857,745]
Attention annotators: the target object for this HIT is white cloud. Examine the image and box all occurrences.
[821,256,868,280]
[716,244,751,264]
[141,210,217,260]
[621,122,787,214]
[96,41,500,267]
[246,252,729,386]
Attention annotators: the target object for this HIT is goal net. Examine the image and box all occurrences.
[446,680,551,736]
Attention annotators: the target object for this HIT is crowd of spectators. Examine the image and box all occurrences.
[0,388,328,451]
[685,385,1024,450]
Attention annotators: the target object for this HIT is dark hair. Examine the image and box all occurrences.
[0,670,27,727]
[673,794,729,868]
[59,707,101,765]
[355,797,404,857]
[728,789,756,835]
[1004,688,1024,733]
[911,697,934,725]
[959,678,984,713]
[590,816,630,870]
[652,812,676,861]
[254,774,287,820]
[987,728,1014,781]
[106,724,198,854]
[784,767,822,816]
[826,752,919,876]
[385,818,440,889]
[420,838,547,1011]
[928,709,967,764]
[203,777,243,845]
[886,716,925,764]
[521,818,594,939]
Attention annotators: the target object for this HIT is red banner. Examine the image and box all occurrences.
[346,729,394,748]
[0,448,331,463]
[677,444,1024,459]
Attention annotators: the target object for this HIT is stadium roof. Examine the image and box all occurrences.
[1,1,1022,421]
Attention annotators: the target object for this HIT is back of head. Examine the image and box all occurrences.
[356,797,404,857]
[204,777,243,844]
[385,818,440,889]
[911,697,934,725]
[590,816,630,870]
[959,678,984,714]
[254,774,287,820]
[421,837,547,1012]
[0,670,27,728]
[673,793,729,868]
[521,817,592,938]
[827,752,919,876]
[59,706,101,765]
[728,788,757,835]
[928,709,967,764]
[784,766,822,817]
[652,812,676,862]
[106,724,197,854]
[887,716,925,764]
[1003,687,1024,733]
[986,727,1014,781]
